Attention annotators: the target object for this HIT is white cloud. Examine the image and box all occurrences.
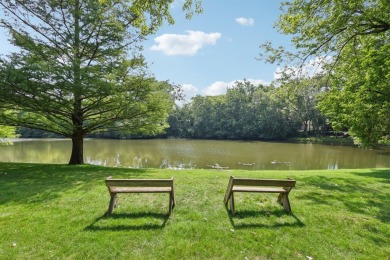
[177,79,271,105]
[181,84,199,100]
[243,79,271,86]
[203,79,270,96]
[151,31,222,56]
[175,83,200,106]
[235,17,254,26]
[204,81,230,96]
[171,0,185,9]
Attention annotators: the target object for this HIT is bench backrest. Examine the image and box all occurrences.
[232,177,296,187]
[105,177,174,188]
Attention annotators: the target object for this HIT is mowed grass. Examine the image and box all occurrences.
[0,163,389,259]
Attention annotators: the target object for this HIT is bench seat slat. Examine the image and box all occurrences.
[232,186,287,193]
[233,178,295,187]
[110,187,172,193]
[106,179,173,187]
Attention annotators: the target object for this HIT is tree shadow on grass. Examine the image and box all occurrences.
[0,163,150,205]
[85,212,170,231]
[295,173,390,223]
[225,205,305,229]
[350,168,390,182]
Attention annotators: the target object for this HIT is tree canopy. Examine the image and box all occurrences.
[0,0,201,164]
[167,80,325,140]
[260,0,390,146]
[0,125,18,145]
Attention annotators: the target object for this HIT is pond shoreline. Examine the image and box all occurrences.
[1,138,390,170]
[7,135,390,147]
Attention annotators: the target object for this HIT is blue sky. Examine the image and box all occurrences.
[0,1,293,101]
[143,0,292,101]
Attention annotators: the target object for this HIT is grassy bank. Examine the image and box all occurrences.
[287,136,355,146]
[0,163,389,259]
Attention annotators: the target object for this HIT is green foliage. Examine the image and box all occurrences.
[274,76,327,136]
[0,163,389,259]
[190,95,228,138]
[0,125,18,145]
[168,95,228,139]
[168,80,310,140]
[262,0,390,65]
[224,81,290,139]
[318,36,390,146]
[0,0,199,163]
[260,0,390,146]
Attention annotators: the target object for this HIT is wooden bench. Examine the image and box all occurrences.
[224,176,296,214]
[105,177,175,215]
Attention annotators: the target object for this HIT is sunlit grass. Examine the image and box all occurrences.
[0,163,389,259]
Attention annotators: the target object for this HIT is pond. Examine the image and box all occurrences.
[1,138,390,170]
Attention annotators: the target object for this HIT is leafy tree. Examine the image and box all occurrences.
[208,95,229,139]
[190,95,228,139]
[166,80,300,140]
[224,81,258,138]
[166,103,195,138]
[318,36,390,145]
[260,0,390,146]
[261,0,389,66]
[0,125,18,145]
[0,0,201,164]
[274,76,327,136]
[224,80,294,140]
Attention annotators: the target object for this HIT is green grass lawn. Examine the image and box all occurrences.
[0,163,389,259]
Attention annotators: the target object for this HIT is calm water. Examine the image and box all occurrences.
[1,138,390,170]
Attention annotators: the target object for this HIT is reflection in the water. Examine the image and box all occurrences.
[1,138,390,170]
[159,159,195,170]
[327,163,339,170]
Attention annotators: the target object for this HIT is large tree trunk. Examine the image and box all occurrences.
[68,0,83,165]
[69,132,84,164]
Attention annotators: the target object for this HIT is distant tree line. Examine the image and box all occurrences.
[166,79,328,140]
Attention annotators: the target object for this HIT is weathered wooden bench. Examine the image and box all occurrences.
[105,177,175,215]
[224,176,296,214]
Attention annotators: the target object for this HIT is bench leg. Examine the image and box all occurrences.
[278,193,291,212]
[169,192,174,215]
[107,193,119,215]
[230,193,235,215]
